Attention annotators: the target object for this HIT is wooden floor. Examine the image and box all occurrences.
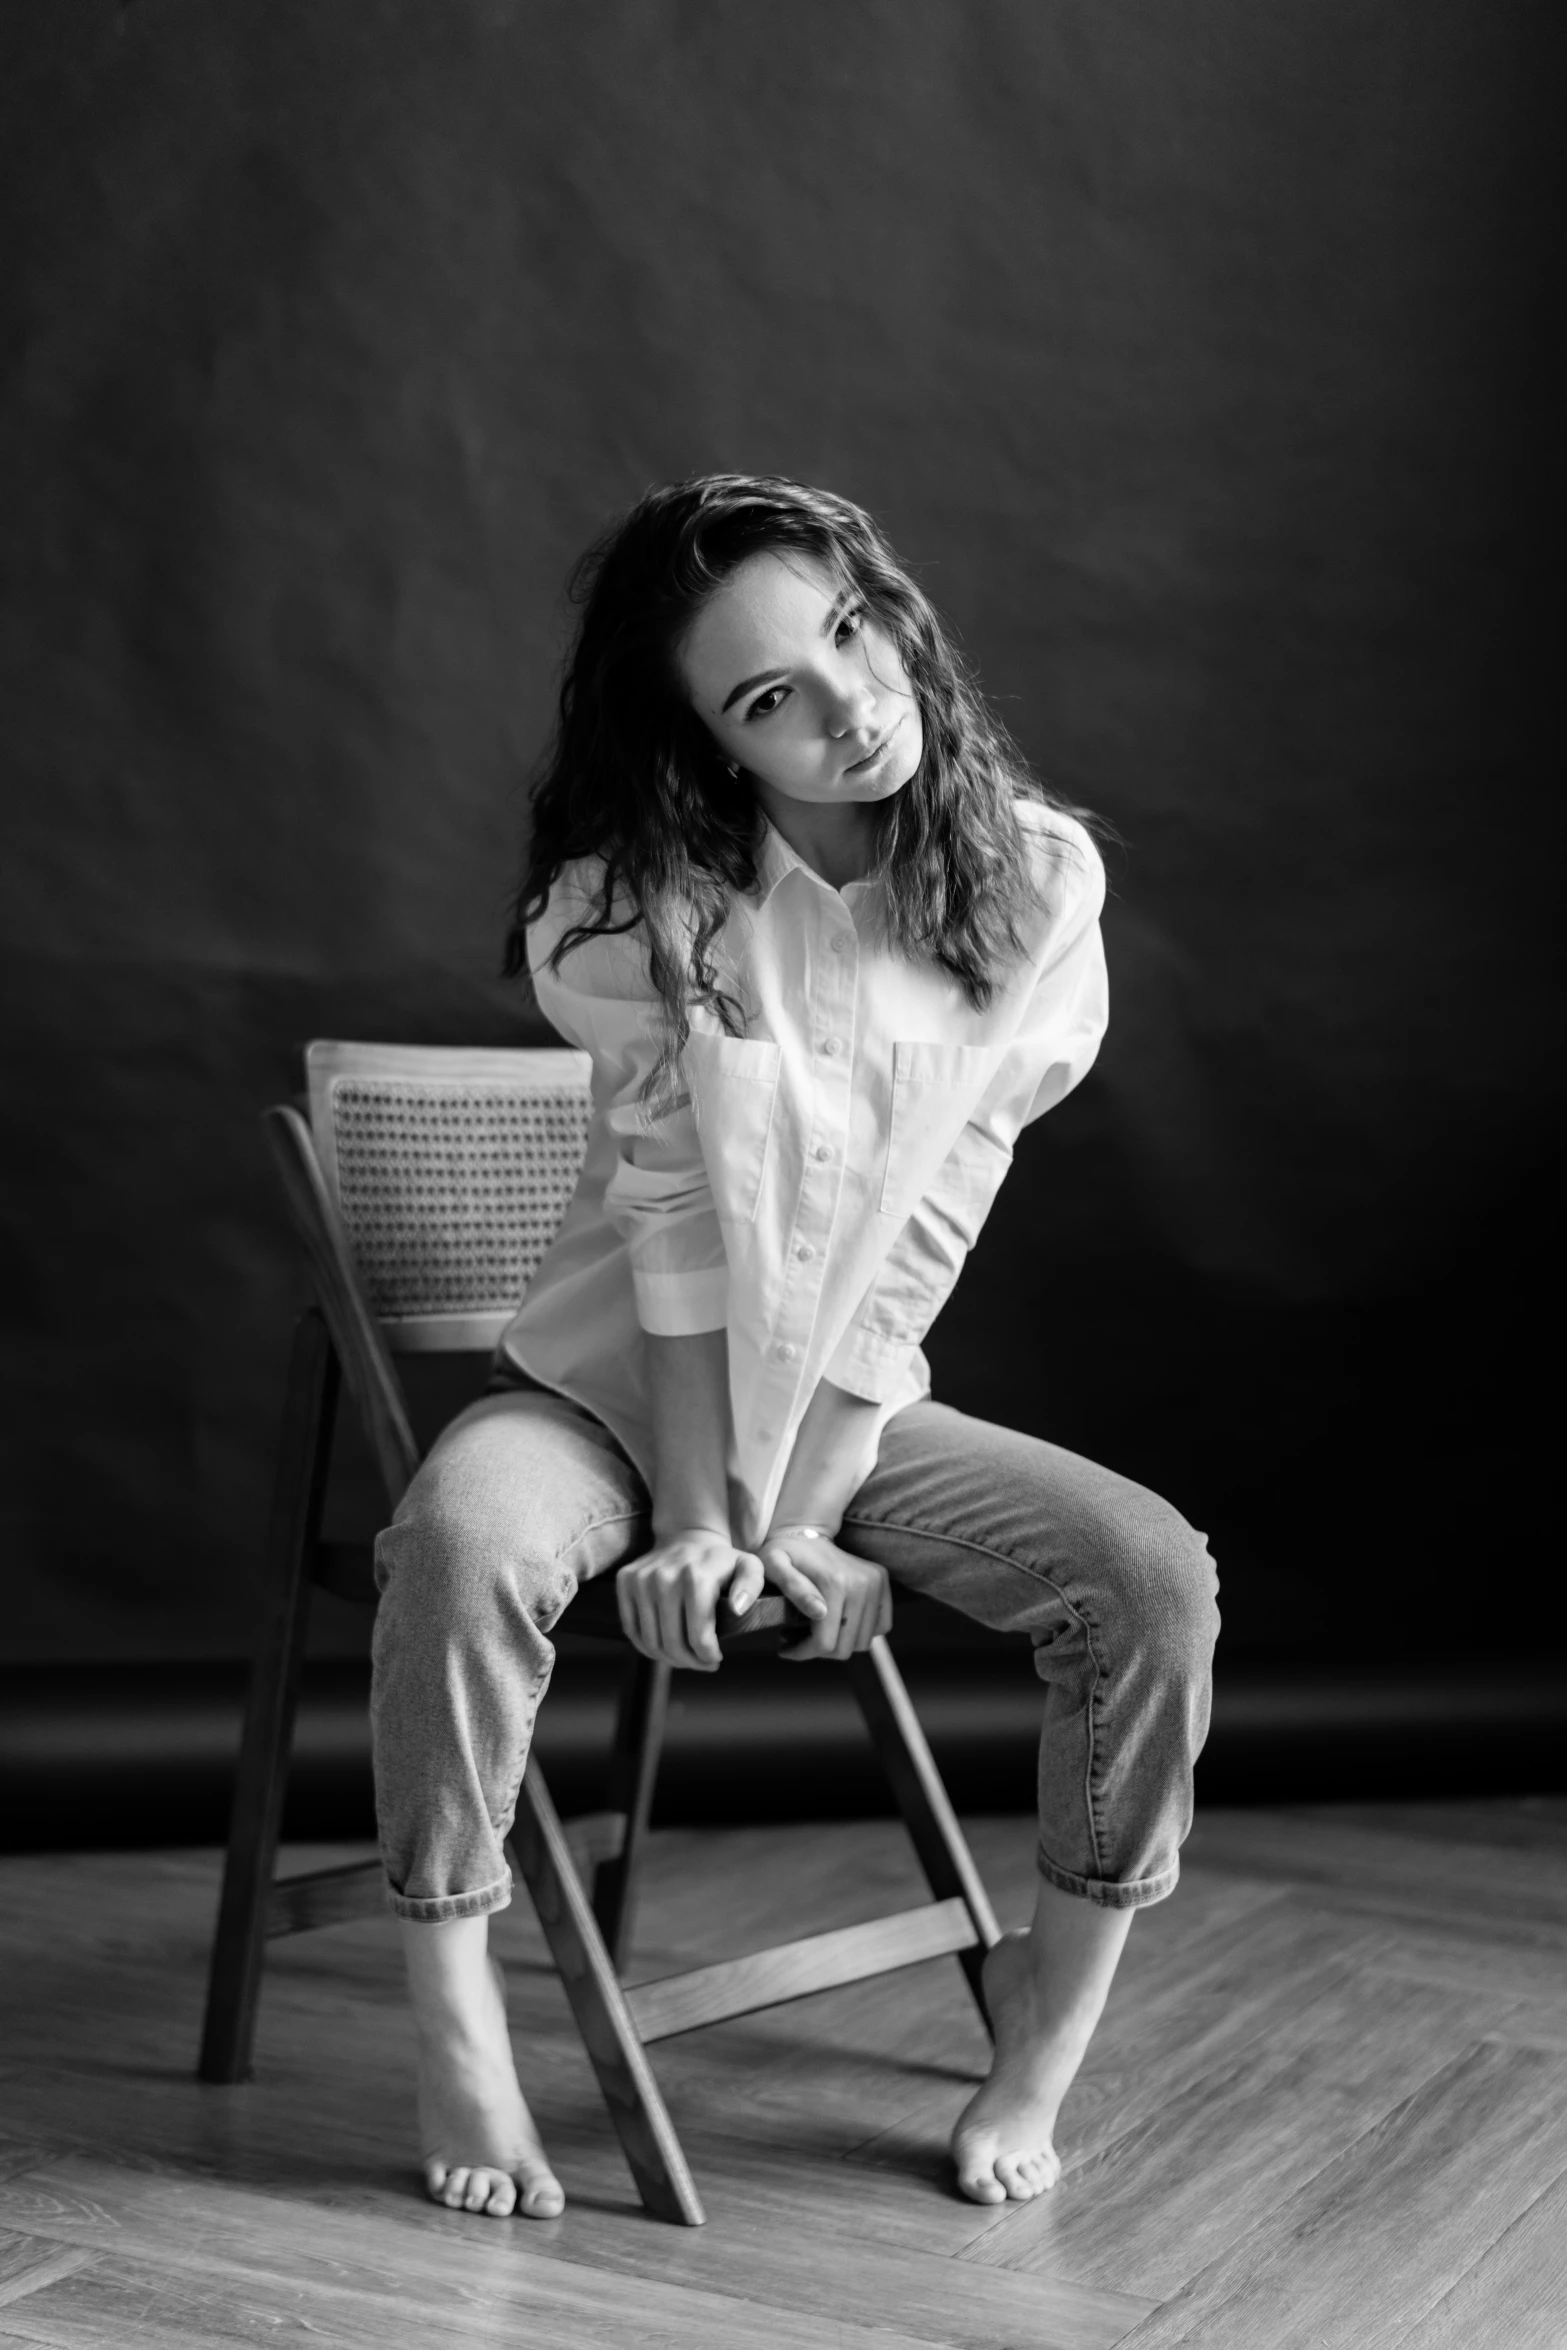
[0,1802,1564,2348]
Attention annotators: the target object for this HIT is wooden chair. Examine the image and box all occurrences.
[198,1040,1001,2225]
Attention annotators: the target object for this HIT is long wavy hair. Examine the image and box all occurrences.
[506,473,1088,1091]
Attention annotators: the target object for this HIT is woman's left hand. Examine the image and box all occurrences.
[758,1532,892,1661]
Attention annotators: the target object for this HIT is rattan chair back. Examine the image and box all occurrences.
[304,1041,593,1355]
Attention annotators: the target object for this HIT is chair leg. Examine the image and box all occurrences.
[849,1634,1002,2032]
[199,1311,339,2083]
[508,1763,705,2225]
[592,1655,671,1971]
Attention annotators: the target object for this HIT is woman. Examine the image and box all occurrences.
[371,473,1219,2221]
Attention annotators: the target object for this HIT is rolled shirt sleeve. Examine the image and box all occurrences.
[528,890,729,1336]
[824,825,1109,1400]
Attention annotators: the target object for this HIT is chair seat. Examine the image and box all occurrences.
[315,1538,810,1649]
[533,1568,814,1651]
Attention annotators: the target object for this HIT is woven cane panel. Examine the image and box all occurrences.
[328,1079,591,1321]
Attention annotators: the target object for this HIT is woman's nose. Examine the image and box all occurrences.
[826,674,878,736]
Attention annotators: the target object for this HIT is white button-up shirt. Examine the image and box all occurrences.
[501,803,1108,1545]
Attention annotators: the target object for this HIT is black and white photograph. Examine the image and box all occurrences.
[1,5,1561,2344]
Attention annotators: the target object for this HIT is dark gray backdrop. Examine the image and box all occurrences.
[3,1,1558,1667]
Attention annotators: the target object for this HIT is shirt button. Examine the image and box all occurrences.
[831,934,851,954]
[813,1144,831,1162]
[775,1342,799,1363]
[821,1036,844,1058]
[794,1242,815,1261]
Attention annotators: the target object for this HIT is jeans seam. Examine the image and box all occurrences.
[490,1685,547,1862]
[840,1509,1111,1881]
[527,1506,648,1631]
[547,1507,647,1578]
[489,1509,646,1867]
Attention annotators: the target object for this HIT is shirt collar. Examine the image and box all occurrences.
[754,818,807,904]
[753,816,874,906]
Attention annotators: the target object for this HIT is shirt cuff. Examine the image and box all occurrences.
[632,1264,730,1335]
[823,1319,916,1404]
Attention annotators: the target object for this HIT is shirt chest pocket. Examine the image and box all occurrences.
[880,1040,995,1220]
[681,1030,782,1227]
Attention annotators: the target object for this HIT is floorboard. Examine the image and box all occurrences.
[0,2236,97,2313]
[0,1804,1561,2349]
[1394,2170,1567,2350]
[1113,2039,1567,2349]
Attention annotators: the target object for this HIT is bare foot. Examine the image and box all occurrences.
[951,1881,1134,2207]
[411,1946,564,2220]
[951,1933,1069,2204]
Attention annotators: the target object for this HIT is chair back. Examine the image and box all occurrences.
[304,1040,593,1354]
[263,1040,590,1507]
[267,1039,807,1642]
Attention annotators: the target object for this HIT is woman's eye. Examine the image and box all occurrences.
[835,606,865,646]
[745,686,787,721]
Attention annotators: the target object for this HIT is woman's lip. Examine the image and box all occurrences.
[846,717,899,772]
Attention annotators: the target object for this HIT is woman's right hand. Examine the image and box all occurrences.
[616,1528,829,1671]
[759,1532,893,1662]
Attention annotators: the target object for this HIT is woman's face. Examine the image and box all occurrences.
[676,552,923,811]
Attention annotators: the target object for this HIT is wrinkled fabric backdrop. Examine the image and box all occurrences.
[2,1,1558,1666]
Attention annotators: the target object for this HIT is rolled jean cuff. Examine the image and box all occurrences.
[1037,1848,1180,1910]
[384,1869,514,1924]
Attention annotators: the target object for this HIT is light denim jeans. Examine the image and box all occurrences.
[370,1380,1219,1924]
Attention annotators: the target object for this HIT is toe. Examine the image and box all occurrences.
[441,2166,471,2209]
[481,2170,517,2218]
[518,2170,564,2220]
[423,2160,448,2202]
[956,2160,1007,2206]
[995,2154,1035,2200]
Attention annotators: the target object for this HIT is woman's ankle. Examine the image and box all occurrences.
[399,1912,495,2022]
